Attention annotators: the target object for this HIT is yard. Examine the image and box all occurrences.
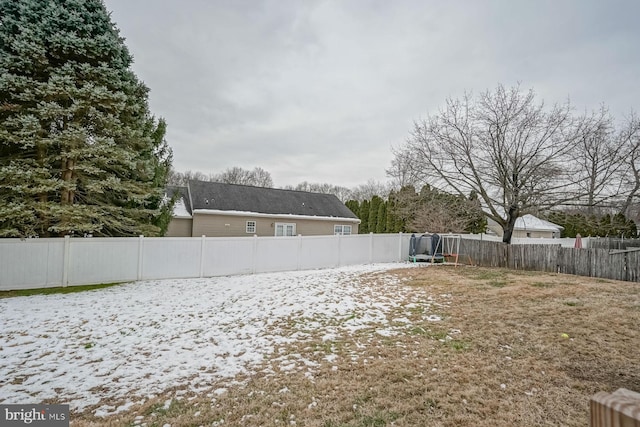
[1,264,638,426]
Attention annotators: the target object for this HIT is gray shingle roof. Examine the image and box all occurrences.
[186,180,358,219]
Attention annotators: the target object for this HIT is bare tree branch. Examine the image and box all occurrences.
[394,84,588,243]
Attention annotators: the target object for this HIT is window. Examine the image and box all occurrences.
[275,222,296,236]
[246,221,256,234]
[334,225,352,235]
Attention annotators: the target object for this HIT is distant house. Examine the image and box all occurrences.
[487,214,563,239]
[165,180,360,237]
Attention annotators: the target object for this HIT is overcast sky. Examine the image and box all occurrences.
[103,0,640,189]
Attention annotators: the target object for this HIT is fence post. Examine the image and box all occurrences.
[297,234,303,270]
[398,232,403,262]
[336,233,341,267]
[199,235,206,278]
[369,232,374,264]
[625,252,629,283]
[590,388,640,426]
[62,235,70,287]
[252,234,258,274]
[137,235,144,280]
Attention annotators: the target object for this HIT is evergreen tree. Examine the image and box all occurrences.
[464,191,487,233]
[0,0,172,237]
[359,200,370,233]
[368,195,381,233]
[345,200,359,217]
[544,211,637,238]
[599,214,613,236]
[375,200,387,233]
[386,192,400,233]
[625,217,638,238]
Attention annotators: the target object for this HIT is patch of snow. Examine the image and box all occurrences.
[172,197,191,218]
[193,209,359,223]
[516,214,563,232]
[0,263,435,415]
[376,329,398,337]
[324,354,338,363]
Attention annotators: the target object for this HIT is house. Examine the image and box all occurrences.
[165,180,360,237]
[486,214,563,238]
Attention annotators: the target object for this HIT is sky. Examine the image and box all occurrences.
[102,0,640,189]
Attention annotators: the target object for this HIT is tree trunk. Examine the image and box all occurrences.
[37,144,50,237]
[61,158,76,205]
[502,206,519,244]
[620,161,639,217]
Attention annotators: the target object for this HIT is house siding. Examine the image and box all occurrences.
[166,218,193,237]
[191,213,358,237]
[487,218,561,239]
[488,226,559,239]
[512,229,559,239]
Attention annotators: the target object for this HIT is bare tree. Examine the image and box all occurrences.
[168,166,274,188]
[167,169,208,186]
[391,185,485,234]
[386,148,420,189]
[395,84,588,243]
[215,166,255,185]
[618,113,640,217]
[572,106,625,214]
[214,166,273,187]
[285,181,353,202]
[251,167,274,188]
[349,179,391,201]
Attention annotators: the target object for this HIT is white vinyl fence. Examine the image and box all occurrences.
[0,233,412,290]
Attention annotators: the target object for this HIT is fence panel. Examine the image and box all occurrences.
[142,237,201,280]
[558,248,585,276]
[628,251,640,283]
[509,245,560,273]
[462,239,639,283]
[592,250,627,281]
[372,234,403,263]
[69,238,138,285]
[203,237,255,277]
[254,237,299,273]
[0,239,64,289]
[589,237,640,250]
[460,239,506,268]
[338,235,376,266]
[299,235,340,270]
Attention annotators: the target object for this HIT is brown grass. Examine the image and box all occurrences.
[70,266,640,426]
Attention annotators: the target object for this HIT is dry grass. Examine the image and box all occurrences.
[70,266,640,426]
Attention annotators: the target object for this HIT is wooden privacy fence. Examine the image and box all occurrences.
[590,388,640,427]
[589,237,640,251]
[459,239,640,282]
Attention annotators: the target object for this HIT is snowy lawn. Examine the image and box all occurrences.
[0,263,441,417]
